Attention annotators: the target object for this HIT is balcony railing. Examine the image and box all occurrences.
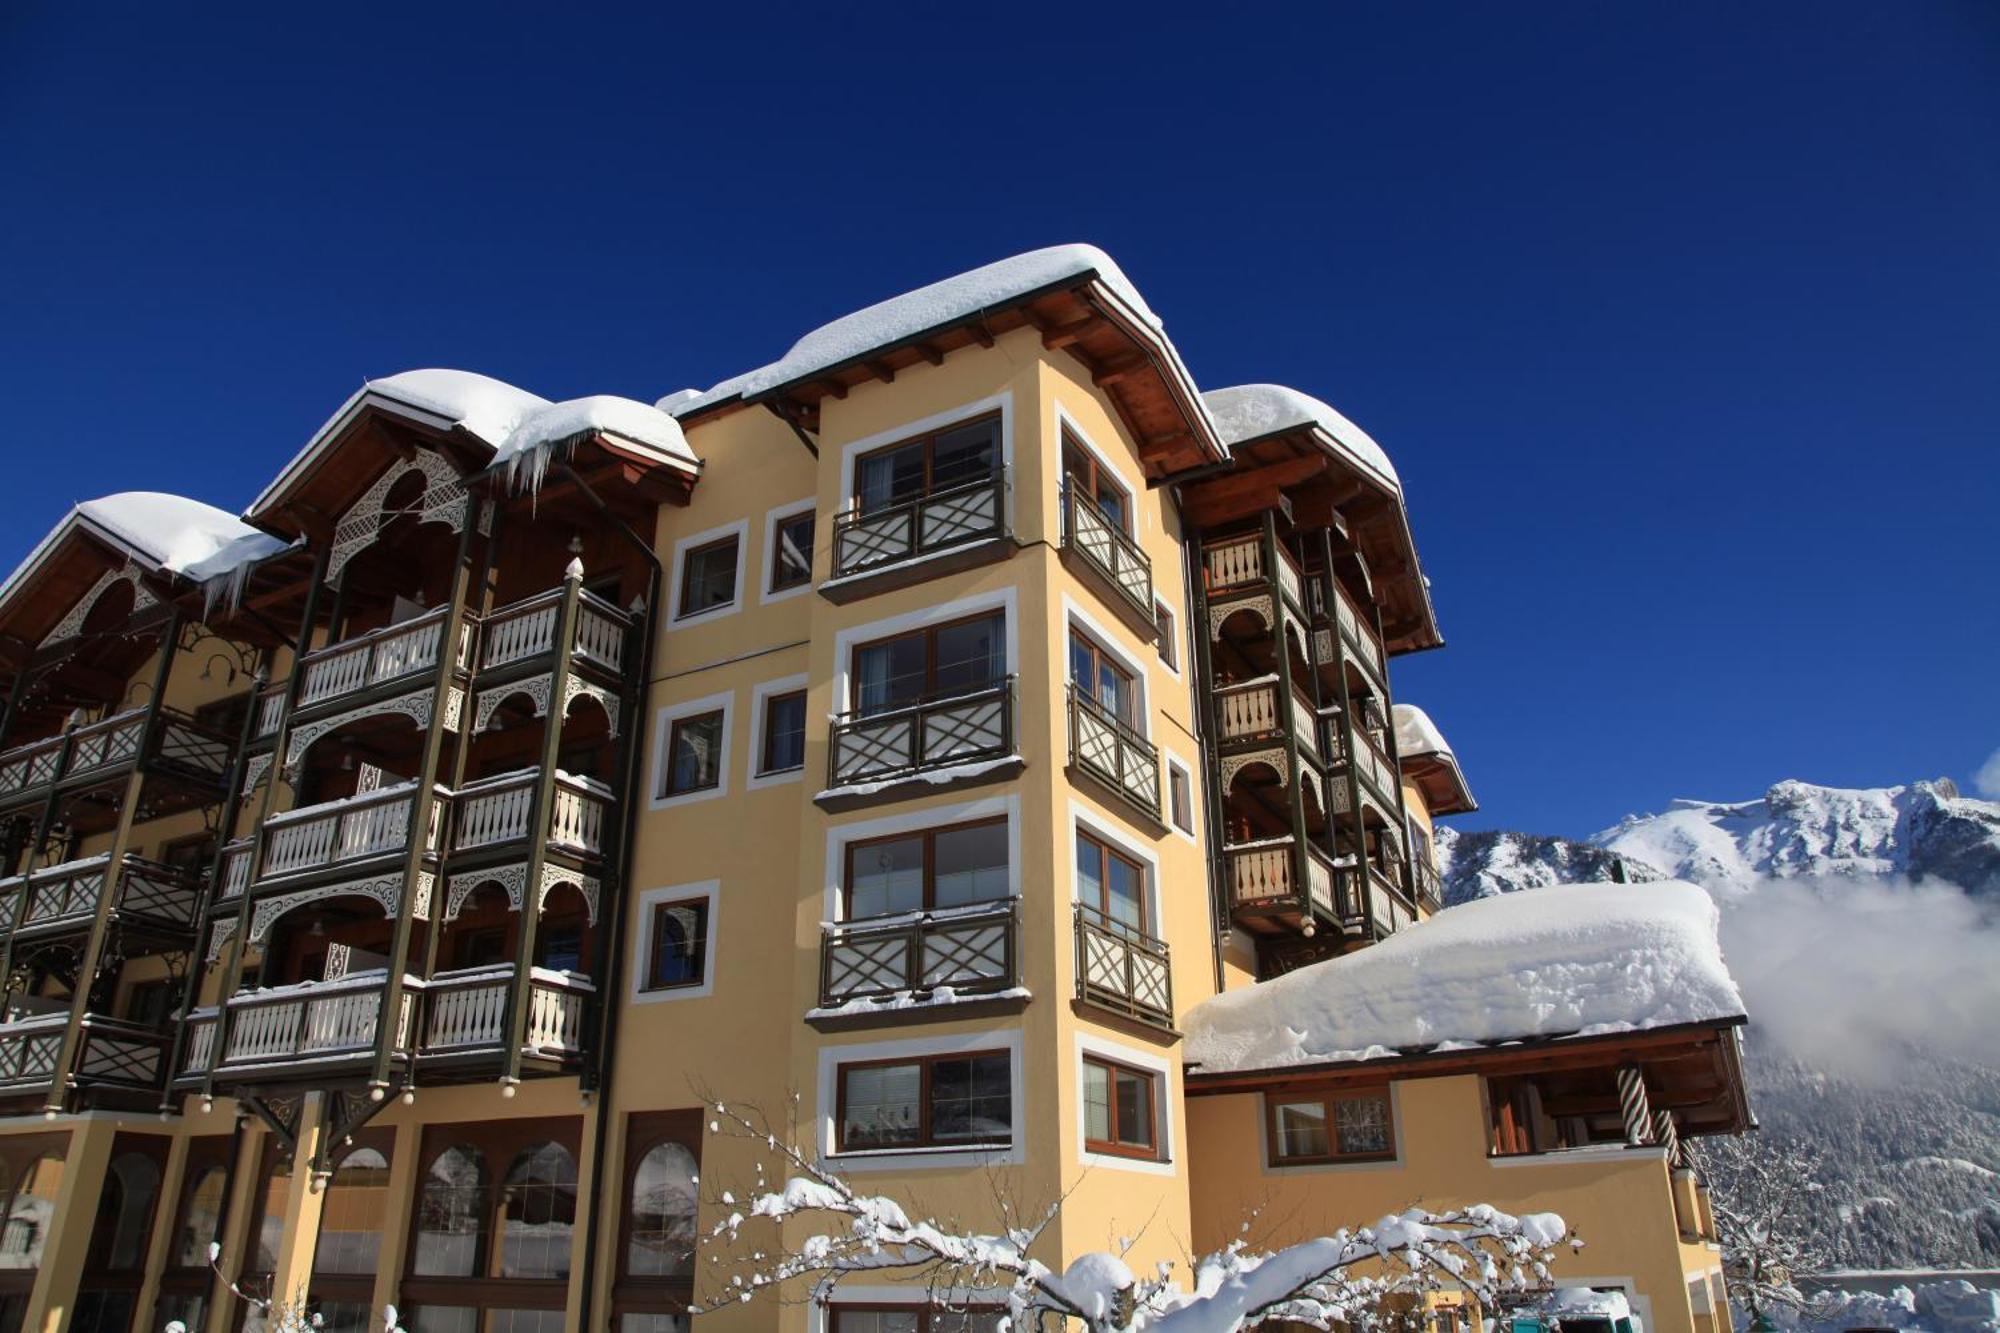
[453,768,612,858]
[252,685,287,741]
[827,678,1014,791]
[1308,574,1386,682]
[258,780,443,882]
[1203,534,1305,612]
[1412,856,1442,912]
[1067,686,1159,817]
[480,587,630,675]
[1329,720,1401,813]
[0,707,230,800]
[829,471,1007,580]
[420,966,593,1057]
[818,900,1018,1009]
[0,1013,170,1094]
[296,606,465,711]
[1062,484,1153,622]
[187,969,416,1075]
[1214,677,1325,766]
[0,854,201,936]
[1074,905,1172,1028]
[1224,837,1340,916]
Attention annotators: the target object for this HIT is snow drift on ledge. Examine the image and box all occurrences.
[1202,383,1400,493]
[1183,881,1745,1075]
[0,492,287,608]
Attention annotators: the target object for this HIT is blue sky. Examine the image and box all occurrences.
[2,3,1994,837]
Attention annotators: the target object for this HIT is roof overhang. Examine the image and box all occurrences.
[1404,749,1478,816]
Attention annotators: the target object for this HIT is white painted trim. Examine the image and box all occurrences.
[647,688,735,810]
[1073,1031,1178,1177]
[1163,751,1198,842]
[666,517,750,627]
[629,880,719,1004]
[822,793,1020,923]
[759,497,818,605]
[835,391,1014,531]
[1257,1084,1409,1176]
[830,585,1018,714]
[1062,592,1150,740]
[746,672,810,789]
[815,1027,1026,1171]
[1052,398,1145,537]
[1067,798,1163,939]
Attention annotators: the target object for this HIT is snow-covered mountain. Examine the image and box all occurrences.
[1437,778,2000,905]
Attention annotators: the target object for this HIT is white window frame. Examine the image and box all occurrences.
[1067,798,1162,939]
[667,517,750,627]
[1052,400,1145,538]
[830,586,1018,716]
[760,497,818,605]
[1257,1083,1408,1176]
[746,673,811,790]
[630,880,719,1004]
[1163,751,1198,843]
[836,390,1015,535]
[1074,1032,1176,1176]
[1062,593,1150,741]
[816,1027,1026,1171]
[1153,594,1185,681]
[822,792,1020,923]
[648,689,734,810]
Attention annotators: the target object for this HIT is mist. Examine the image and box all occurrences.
[1713,874,2000,1082]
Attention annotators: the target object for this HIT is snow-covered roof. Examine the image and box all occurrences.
[0,492,286,613]
[250,368,698,517]
[1202,383,1400,494]
[1392,703,1453,760]
[1184,882,1745,1076]
[665,244,1170,417]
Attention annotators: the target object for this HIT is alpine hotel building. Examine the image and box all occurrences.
[0,247,1750,1333]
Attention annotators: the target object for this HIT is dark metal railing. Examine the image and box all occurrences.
[819,900,1018,1008]
[1073,904,1173,1027]
[1062,483,1152,619]
[829,470,1007,579]
[1066,685,1160,817]
[826,677,1014,790]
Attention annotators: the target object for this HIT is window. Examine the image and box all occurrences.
[1168,764,1194,834]
[404,1124,582,1330]
[854,414,1000,514]
[644,898,710,992]
[1154,600,1178,669]
[769,510,815,592]
[1268,1088,1394,1164]
[759,691,806,774]
[0,1153,63,1271]
[316,1147,390,1275]
[676,535,739,619]
[1083,1057,1158,1159]
[413,1144,486,1277]
[1069,632,1137,726]
[832,1309,1006,1332]
[1076,831,1147,937]
[1062,431,1131,533]
[661,711,724,797]
[617,1110,702,1330]
[121,977,176,1028]
[171,1166,226,1268]
[852,612,1004,716]
[1488,1069,1634,1155]
[499,1143,578,1279]
[844,819,1008,919]
[836,1051,1012,1152]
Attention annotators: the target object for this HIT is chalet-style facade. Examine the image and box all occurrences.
[0,245,1743,1333]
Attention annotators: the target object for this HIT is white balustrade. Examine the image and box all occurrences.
[1204,537,1261,589]
[454,778,534,850]
[1217,680,1280,741]
[298,609,447,707]
[1228,840,1298,903]
[425,973,510,1049]
[525,980,586,1053]
[482,600,559,669]
[261,783,424,879]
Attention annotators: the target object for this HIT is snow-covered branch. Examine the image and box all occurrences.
[695,1098,1575,1332]
[1693,1133,1840,1322]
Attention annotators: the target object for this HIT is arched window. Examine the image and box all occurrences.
[90,1152,161,1271]
[413,1144,486,1277]
[626,1141,698,1280]
[173,1166,227,1268]
[250,1155,291,1274]
[0,1154,64,1270]
[315,1147,390,1275]
[498,1142,576,1279]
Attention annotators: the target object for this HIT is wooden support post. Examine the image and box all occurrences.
[364,494,481,1111]
[580,561,648,1096]
[267,1092,331,1313]
[499,558,587,1091]
[20,1115,114,1332]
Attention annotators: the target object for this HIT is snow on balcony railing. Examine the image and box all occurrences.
[1203,535,1304,610]
[827,678,1014,789]
[1214,676,1323,766]
[1074,904,1172,1028]
[0,707,227,799]
[0,854,200,934]
[452,768,611,856]
[480,586,630,674]
[1061,483,1153,620]
[212,969,417,1069]
[297,606,454,709]
[819,900,1018,1008]
[421,966,592,1056]
[1226,837,1340,916]
[260,781,443,880]
[829,470,1007,580]
[1067,686,1160,817]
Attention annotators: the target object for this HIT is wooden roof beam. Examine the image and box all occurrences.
[1091,354,1151,388]
[1040,315,1101,350]
[914,342,945,367]
[864,360,896,384]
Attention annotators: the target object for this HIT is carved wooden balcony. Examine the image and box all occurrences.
[1307,571,1388,689]
[0,1009,172,1102]
[1060,484,1155,637]
[1203,534,1308,621]
[1326,718,1403,818]
[821,677,1017,806]
[1066,686,1160,820]
[1073,904,1173,1030]
[1214,676,1327,768]
[813,900,1019,1026]
[418,965,592,1066]
[0,854,201,943]
[293,605,469,716]
[1224,836,1343,921]
[477,586,630,681]
[822,470,1012,600]
[0,706,230,812]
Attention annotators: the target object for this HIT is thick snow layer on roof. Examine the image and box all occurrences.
[365,369,551,444]
[1183,882,1745,1075]
[1202,383,1400,493]
[670,244,1161,415]
[0,492,286,613]
[1393,703,1454,759]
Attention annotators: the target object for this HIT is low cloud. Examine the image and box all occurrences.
[1975,746,2000,799]
[1714,874,2000,1082]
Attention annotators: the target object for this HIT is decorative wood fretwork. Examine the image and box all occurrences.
[285,688,435,768]
[1208,593,1273,643]
[326,448,469,585]
[539,864,600,925]
[445,862,527,918]
[473,674,620,738]
[1219,747,1290,792]
[246,874,403,946]
[40,565,159,648]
